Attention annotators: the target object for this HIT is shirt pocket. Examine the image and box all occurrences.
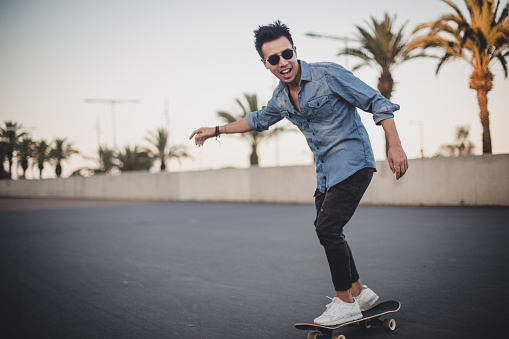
[307,95,332,120]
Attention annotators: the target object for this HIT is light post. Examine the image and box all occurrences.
[85,99,139,150]
[306,32,359,68]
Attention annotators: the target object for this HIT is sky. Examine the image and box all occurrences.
[1,0,508,179]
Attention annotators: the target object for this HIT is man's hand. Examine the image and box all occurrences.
[387,144,408,180]
[189,119,253,147]
[189,127,216,147]
[380,118,409,180]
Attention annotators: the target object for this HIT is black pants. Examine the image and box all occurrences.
[314,167,374,292]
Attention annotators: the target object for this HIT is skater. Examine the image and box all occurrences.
[189,20,408,326]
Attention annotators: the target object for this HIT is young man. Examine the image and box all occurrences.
[189,20,408,326]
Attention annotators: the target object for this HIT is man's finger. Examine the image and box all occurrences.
[395,163,401,180]
[388,159,395,174]
[189,129,201,140]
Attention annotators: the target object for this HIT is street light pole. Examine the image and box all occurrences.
[306,32,359,68]
[85,99,139,150]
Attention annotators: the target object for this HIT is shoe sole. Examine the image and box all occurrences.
[359,294,379,312]
[314,313,363,326]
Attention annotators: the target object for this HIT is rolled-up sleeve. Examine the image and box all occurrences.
[325,63,400,125]
[245,98,283,132]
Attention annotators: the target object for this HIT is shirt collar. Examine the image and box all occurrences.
[299,60,312,82]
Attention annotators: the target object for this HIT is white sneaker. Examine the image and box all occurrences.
[314,297,362,326]
[354,285,379,311]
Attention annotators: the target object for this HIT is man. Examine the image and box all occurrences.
[189,20,408,326]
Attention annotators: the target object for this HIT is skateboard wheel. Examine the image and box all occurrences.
[307,331,321,339]
[383,318,396,331]
[361,320,371,329]
[331,335,346,339]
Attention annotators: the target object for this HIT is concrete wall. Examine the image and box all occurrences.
[1,154,508,206]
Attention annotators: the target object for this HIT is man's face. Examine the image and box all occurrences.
[261,36,300,86]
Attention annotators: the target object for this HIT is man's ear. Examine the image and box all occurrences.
[261,58,269,69]
[294,46,297,58]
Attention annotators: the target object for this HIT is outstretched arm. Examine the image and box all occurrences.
[380,118,408,180]
[189,118,252,147]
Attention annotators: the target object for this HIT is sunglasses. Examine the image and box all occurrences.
[265,48,294,66]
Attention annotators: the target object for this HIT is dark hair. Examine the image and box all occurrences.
[253,20,293,58]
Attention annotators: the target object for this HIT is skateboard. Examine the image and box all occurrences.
[295,300,400,339]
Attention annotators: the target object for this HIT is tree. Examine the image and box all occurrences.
[144,127,192,171]
[49,138,79,177]
[406,0,509,154]
[33,140,50,179]
[17,137,34,179]
[217,93,291,166]
[338,13,425,157]
[0,121,27,179]
[435,125,476,156]
[168,144,192,167]
[0,140,9,179]
[96,146,117,174]
[116,145,153,172]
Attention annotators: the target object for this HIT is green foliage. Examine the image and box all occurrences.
[49,138,79,177]
[116,145,153,172]
[144,127,192,171]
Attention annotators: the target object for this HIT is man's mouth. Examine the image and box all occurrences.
[280,68,292,79]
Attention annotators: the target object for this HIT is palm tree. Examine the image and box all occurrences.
[338,13,425,157]
[435,125,476,156]
[168,144,192,167]
[145,128,170,171]
[144,127,192,171]
[0,121,27,179]
[33,140,50,179]
[49,138,79,177]
[0,140,9,179]
[17,137,34,179]
[96,145,117,174]
[117,145,153,172]
[217,93,291,166]
[405,0,509,154]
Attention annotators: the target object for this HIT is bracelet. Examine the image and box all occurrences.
[215,126,220,138]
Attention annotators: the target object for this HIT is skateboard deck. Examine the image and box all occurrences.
[295,300,401,339]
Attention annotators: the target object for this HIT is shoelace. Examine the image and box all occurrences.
[323,296,342,315]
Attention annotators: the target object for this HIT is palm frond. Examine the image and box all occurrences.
[217,111,238,123]
[495,52,508,77]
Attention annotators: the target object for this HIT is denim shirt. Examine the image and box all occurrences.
[246,60,400,192]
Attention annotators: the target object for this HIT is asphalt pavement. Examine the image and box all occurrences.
[1,198,508,339]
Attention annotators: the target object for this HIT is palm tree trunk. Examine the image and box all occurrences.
[56,162,62,177]
[39,163,44,179]
[476,89,492,154]
[377,70,394,158]
[250,144,259,166]
[160,156,166,171]
[7,154,13,179]
[21,159,28,179]
[470,68,493,154]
